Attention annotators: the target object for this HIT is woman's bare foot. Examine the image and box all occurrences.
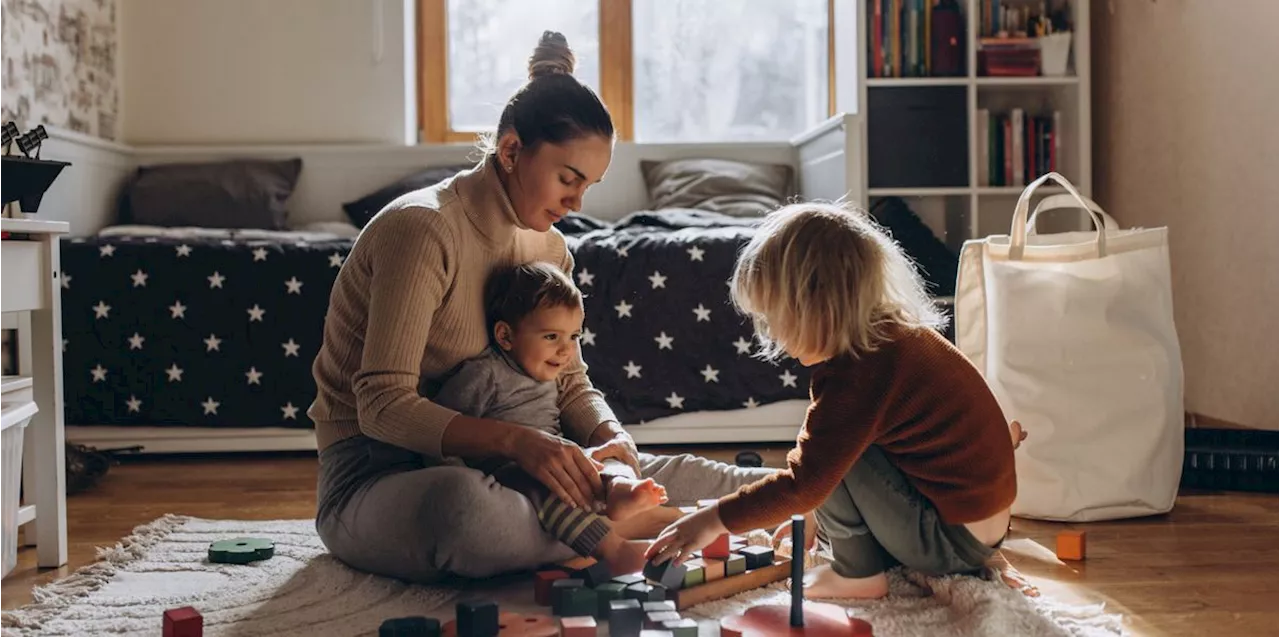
[604,477,668,522]
[798,565,889,599]
[595,534,651,575]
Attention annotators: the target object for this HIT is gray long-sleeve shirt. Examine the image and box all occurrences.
[433,347,562,437]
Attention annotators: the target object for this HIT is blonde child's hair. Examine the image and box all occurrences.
[730,201,947,362]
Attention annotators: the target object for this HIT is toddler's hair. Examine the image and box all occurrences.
[484,262,583,333]
[730,201,947,361]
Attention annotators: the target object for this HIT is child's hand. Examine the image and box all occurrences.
[644,505,729,566]
[1010,420,1027,450]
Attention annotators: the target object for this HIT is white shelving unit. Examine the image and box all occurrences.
[849,0,1092,249]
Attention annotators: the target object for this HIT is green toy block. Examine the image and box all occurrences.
[594,582,627,618]
[555,586,597,618]
[551,579,585,616]
[662,618,699,637]
[208,537,275,564]
[725,553,747,576]
[680,559,705,588]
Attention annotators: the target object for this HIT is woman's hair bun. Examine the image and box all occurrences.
[528,31,576,80]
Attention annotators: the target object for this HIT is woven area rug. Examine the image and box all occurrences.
[2,516,1125,636]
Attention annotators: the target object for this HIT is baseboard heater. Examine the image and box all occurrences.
[1181,428,1278,493]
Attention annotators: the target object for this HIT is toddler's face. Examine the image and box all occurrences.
[500,304,585,382]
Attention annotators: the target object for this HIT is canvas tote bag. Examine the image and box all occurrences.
[954,172,1185,522]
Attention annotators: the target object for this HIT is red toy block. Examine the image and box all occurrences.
[1056,530,1086,561]
[533,569,569,606]
[559,615,596,637]
[163,606,203,637]
[704,533,731,559]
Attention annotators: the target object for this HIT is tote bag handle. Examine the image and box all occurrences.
[1009,172,1106,260]
[1027,194,1119,235]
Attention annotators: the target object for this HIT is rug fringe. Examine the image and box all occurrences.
[2,514,193,632]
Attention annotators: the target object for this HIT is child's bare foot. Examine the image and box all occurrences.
[796,565,889,599]
[595,534,650,576]
[610,505,682,540]
[604,477,668,521]
[771,510,819,553]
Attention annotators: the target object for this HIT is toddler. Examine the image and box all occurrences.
[645,202,1019,599]
[435,261,666,571]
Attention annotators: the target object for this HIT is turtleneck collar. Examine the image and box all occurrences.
[455,154,530,245]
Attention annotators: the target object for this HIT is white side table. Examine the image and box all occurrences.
[1,218,69,569]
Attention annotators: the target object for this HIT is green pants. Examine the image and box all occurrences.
[815,445,1000,578]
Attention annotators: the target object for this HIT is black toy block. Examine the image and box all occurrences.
[608,599,644,637]
[739,545,774,570]
[455,600,499,637]
[378,616,441,637]
[571,561,612,588]
[550,578,585,616]
[642,558,688,591]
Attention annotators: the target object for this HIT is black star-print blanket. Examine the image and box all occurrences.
[58,212,813,430]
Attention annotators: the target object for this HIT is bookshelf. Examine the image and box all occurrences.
[849,0,1093,253]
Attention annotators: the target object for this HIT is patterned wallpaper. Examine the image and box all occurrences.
[2,0,119,141]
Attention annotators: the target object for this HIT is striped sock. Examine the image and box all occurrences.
[537,496,611,556]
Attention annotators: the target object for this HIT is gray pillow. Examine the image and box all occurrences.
[122,157,303,229]
[342,163,473,229]
[640,158,794,217]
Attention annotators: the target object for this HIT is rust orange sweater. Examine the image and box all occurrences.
[717,325,1017,532]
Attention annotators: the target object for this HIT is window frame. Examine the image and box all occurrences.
[417,0,836,144]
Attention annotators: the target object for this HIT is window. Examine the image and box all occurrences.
[418,0,834,143]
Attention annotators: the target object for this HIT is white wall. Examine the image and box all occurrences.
[120,0,413,145]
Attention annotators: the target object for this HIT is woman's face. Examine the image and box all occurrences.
[498,133,613,232]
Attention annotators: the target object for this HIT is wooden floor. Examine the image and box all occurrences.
[3,447,1276,636]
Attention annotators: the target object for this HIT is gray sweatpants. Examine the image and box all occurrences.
[815,445,999,578]
[315,435,774,583]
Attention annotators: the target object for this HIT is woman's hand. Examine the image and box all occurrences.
[644,505,729,566]
[586,435,641,476]
[510,428,604,509]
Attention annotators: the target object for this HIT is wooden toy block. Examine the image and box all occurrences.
[608,599,643,637]
[533,569,568,606]
[550,579,584,616]
[643,558,688,590]
[679,558,706,588]
[208,537,275,564]
[572,561,612,588]
[612,573,646,587]
[642,601,676,613]
[702,558,726,582]
[555,586,597,618]
[704,533,731,559]
[724,554,746,576]
[163,606,203,637]
[719,626,744,637]
[379,616,441,637]
[739,545,774,569]
[668,557,792,611]
[442,611,557,637]
[455,600,499,637]
[594,582,628,617]
[1057,530,1086,561]
[625,582,667,602]
[559,616,597,637]
[662,618,698,637]
[645,610,682,628]
[728,542,746,553]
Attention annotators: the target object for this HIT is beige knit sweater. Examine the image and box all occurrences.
[308,157,617,457]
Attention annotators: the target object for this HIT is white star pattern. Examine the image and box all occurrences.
[127,333,145,350]
[615,246,629,257]
[687,246,705,261]
[700,365,720,383]
[648,271,667,289]
[693,304,712,322]
[60,273,71,289]
[93,301,111,319]
[130,269,148,287]
[654,332,674,350]
[282,338,301,357]
[169,301,187,319]
[247,305,266,322]
[614,300,633,318]
[733,337,753,355]
[328,253,344,268]
[207,271,226,288]
[253,247,269,262]
[175,244,192,257]
[743,397,759,409]
[780,370,798,388]
[580,328,596,346]
[126,395,142,413]
[284,277,304,294]
[577,269,595,287]
[90,364,107,382]
[166,364,184,382]
[204,334,222,352]
[246,367,264,385]
[201,397,221,415]
[665,392,685,409]
[623,361,642,378]
[99,244,115,257]
[281,402,299,420]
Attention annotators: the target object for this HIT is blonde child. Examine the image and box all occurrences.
[435,262,666,572]
[644,202,1019,599]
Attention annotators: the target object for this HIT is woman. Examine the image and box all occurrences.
[310,32,773,583]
